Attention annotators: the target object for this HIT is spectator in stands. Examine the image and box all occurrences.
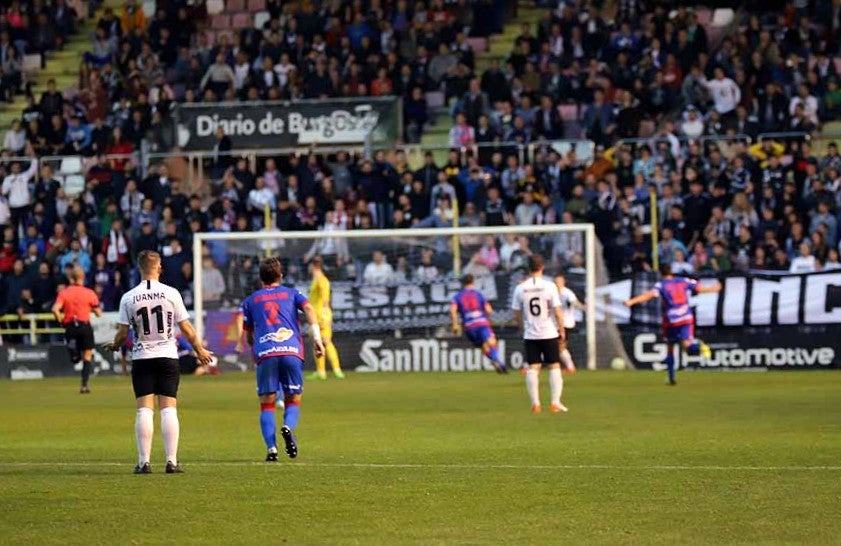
[59,238,91,273]
[448,112,475,148]
[790,242,817,273]
[363,250,395,285]
[3,119,25,153]
[201,255,225,309]
[2,153,36,235]
[414,249,440,282]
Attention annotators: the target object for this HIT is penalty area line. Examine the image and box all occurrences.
[0,462,839,471]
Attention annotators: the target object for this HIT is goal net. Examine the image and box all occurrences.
[193,224,630,371]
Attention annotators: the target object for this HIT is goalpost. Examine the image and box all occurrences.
[193,224,608,370]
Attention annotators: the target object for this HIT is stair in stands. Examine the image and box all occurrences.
[413,3,545,169]
[0,5,103,129]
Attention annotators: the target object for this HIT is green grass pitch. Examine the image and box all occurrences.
[0,371,839,545]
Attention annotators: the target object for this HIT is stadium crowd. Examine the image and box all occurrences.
[0,0,81,103]
[1,1,841,321]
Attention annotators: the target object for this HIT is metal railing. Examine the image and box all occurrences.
[0,313,64,345]
[6,130,841,198]
[616,133,753,150]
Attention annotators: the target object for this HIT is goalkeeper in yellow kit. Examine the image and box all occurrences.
[308,256,344,380]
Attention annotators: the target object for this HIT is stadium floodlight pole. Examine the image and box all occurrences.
[193,223,599,370]
[452,199,461,277]
[649,187,659,271]
[263,203,272,258]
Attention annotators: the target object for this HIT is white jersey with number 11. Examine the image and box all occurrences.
[118,280,190,360]
[511,276,562,340]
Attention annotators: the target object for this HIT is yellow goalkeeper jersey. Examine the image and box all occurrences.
[309,273,332,323]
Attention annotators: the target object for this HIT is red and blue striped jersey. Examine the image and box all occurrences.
[653,277,698,327]
[240,286,309,363]
[452,288,491,330]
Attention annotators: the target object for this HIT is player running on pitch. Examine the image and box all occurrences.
[308,256,344,380]
[623,264,721,385]
[240,258,325,462]
[554,274,585,374]
[450,274,507,374]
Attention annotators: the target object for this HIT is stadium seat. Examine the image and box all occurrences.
[63,174,86,196]
[466,37,487,53]
[231,12,251,29]
[207,0,224,15]
[253,10,270,29]
[227,0,246,11]
[22,54,41,75]
[210,14,230,29]
[62,86,78,101]
[711,8,735,27]
[248,0,266,11]
[59,156,83,175]
[425,91,445,110]
[81,156,98,173]
[558,104,579,122]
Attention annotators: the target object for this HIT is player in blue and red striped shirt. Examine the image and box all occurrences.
[624,264,721,385]
[240,258,324,462]
[450,274,507,374]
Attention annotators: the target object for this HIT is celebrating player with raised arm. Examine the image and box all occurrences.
[450,274,507,374]
[308,256,344,380]
[511,255,567,413]
[240,258,325,462]
[105,250,213,474]
[623,264,722,385]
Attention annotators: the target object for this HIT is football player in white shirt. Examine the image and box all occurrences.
[511,255,567,413]
[105,250,213,475]
[554,274,586,375]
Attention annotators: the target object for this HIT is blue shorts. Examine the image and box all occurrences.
[663,323,695,344]
[256,355,304,396]
[464,325,495,347]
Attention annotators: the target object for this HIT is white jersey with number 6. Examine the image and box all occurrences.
[511,276,562,340]
[118,280,190,360]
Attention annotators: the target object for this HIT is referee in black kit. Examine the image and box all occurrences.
[52,266,103,393]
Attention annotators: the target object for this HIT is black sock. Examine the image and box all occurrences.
[81,361,92,387]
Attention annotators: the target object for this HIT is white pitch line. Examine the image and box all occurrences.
[0,462,839,471]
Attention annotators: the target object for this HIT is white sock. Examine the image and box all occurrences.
[135,407,154,466]
[549,367,563,406]
[525,368,540,406]
[160,406,180,465]
[561,349,575,369]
